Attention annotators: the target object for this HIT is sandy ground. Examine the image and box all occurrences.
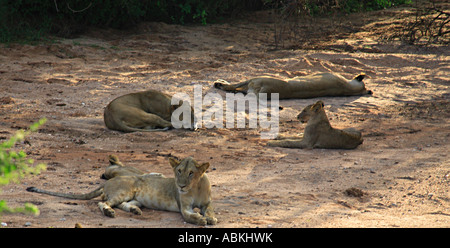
[0,5,449,228]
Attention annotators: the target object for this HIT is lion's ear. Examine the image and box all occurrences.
[313,101,324,112]
[317,100,324,108]
[169,157,180,169]
[197,162,210,173]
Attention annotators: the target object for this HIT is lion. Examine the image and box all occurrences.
[214,72,372,99]
[27,157,217,226]
[101,154,165,179]
[101,154,144,179]
[104,89,196,132]
[268,100,363,149]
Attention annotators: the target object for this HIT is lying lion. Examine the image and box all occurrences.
[104,90,195,132]
[101,154,144,179]
[101,154,165,179]
[27,157,217,226]
[214,72,372,99]
[268,100,363,149]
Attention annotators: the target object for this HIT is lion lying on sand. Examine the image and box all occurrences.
[214,72,372,99]
[27,156,217,226]
[101,154,164,179]
[268,100,363,149]
[104,90,195,132]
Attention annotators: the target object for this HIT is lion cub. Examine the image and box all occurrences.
[101,154,145,179]
[27,157,217,226]
[104,90,195,132]
[214,72,372,99]
[268,101,363,149]
[101,154,164,180]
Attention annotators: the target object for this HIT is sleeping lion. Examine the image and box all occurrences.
[214,72,372,99]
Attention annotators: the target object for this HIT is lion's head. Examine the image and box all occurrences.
[169,157,210,194]
[297,100,324,123]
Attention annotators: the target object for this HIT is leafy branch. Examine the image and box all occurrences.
[0,118,47,217]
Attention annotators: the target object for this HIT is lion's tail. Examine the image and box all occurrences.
[110,116,171,133]
[104,106,170,133]
[26,186,104,200]
[118,121,171,132]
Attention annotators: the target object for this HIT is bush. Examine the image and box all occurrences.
[268,0,412,16]
[396,4,450,45]
[0,0,411,43]
[0,119,47,217]
[0,0,263,42]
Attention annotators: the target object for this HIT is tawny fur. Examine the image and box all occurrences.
[214,72,372,99]
[268,100,363,149]
[27,157,217,226]
[101,154,145,179]
[104,90,195,132]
